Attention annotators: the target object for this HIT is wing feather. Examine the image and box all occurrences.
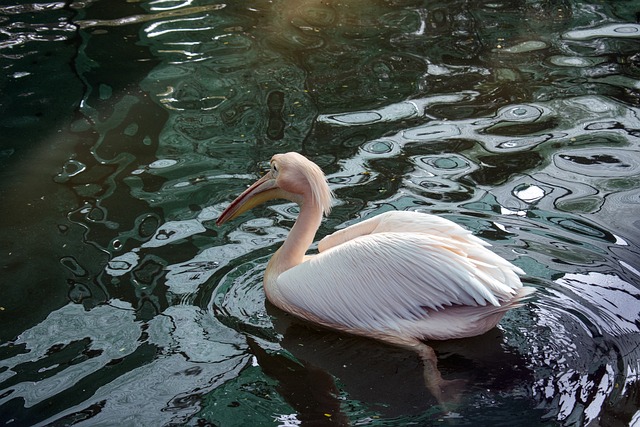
[276,231,523,334]
[318,210,490,253]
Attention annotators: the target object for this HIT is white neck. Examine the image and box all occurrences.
[264,197,323,299]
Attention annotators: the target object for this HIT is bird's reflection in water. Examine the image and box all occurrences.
[247,303,533,425]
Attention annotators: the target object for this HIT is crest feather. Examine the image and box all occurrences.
[286,153,334,216]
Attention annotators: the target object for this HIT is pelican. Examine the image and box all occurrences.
[217,152,533,402]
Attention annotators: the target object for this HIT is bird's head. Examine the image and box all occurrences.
[216,152,334,226]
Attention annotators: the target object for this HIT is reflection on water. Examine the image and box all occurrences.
[0,0,639,425]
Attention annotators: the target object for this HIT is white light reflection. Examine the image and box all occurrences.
[273,413,302,426]
[620,261,640,277]
[149,0,194,12]
[513,184,545,203]
[556,272,640,337]
[500,207,526,216]
[530,270,640,425]
[145,16,214,38]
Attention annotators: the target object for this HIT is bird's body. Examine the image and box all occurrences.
[217,152,533,402]
[267,211,530,343]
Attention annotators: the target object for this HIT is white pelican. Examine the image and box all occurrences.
[217,152,534,402]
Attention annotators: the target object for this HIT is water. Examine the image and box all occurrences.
[0,0,639,425]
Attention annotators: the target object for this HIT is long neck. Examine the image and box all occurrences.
[264,197,323,296]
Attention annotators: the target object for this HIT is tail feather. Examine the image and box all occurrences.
[504,286,536,308]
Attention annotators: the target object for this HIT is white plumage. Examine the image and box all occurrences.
[275,211,530,341]
[217,152,534,403]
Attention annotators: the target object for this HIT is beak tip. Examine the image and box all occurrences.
[215,175,278,228]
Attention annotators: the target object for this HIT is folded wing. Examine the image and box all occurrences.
[277,230,524,335]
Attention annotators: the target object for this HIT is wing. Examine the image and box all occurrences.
[277,231,524,335]
[318,211,489,252]
[317,214,381,252]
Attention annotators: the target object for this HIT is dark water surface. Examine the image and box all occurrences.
[1,0,640,425]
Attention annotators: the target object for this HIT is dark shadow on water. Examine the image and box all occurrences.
[245,302,540,425]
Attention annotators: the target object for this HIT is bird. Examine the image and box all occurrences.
[216,152,534,403]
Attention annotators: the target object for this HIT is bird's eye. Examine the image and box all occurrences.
[272,163,278,173]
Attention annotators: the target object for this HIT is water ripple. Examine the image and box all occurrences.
[0,301,140,408]
[3,0,640,425]
[528,271,640,425]
[554,148,640,178]
[76,4,226,29]
[564,23,640,40]
[210,256,277,341]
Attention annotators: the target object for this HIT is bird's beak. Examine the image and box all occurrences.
[216,172,284,226]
